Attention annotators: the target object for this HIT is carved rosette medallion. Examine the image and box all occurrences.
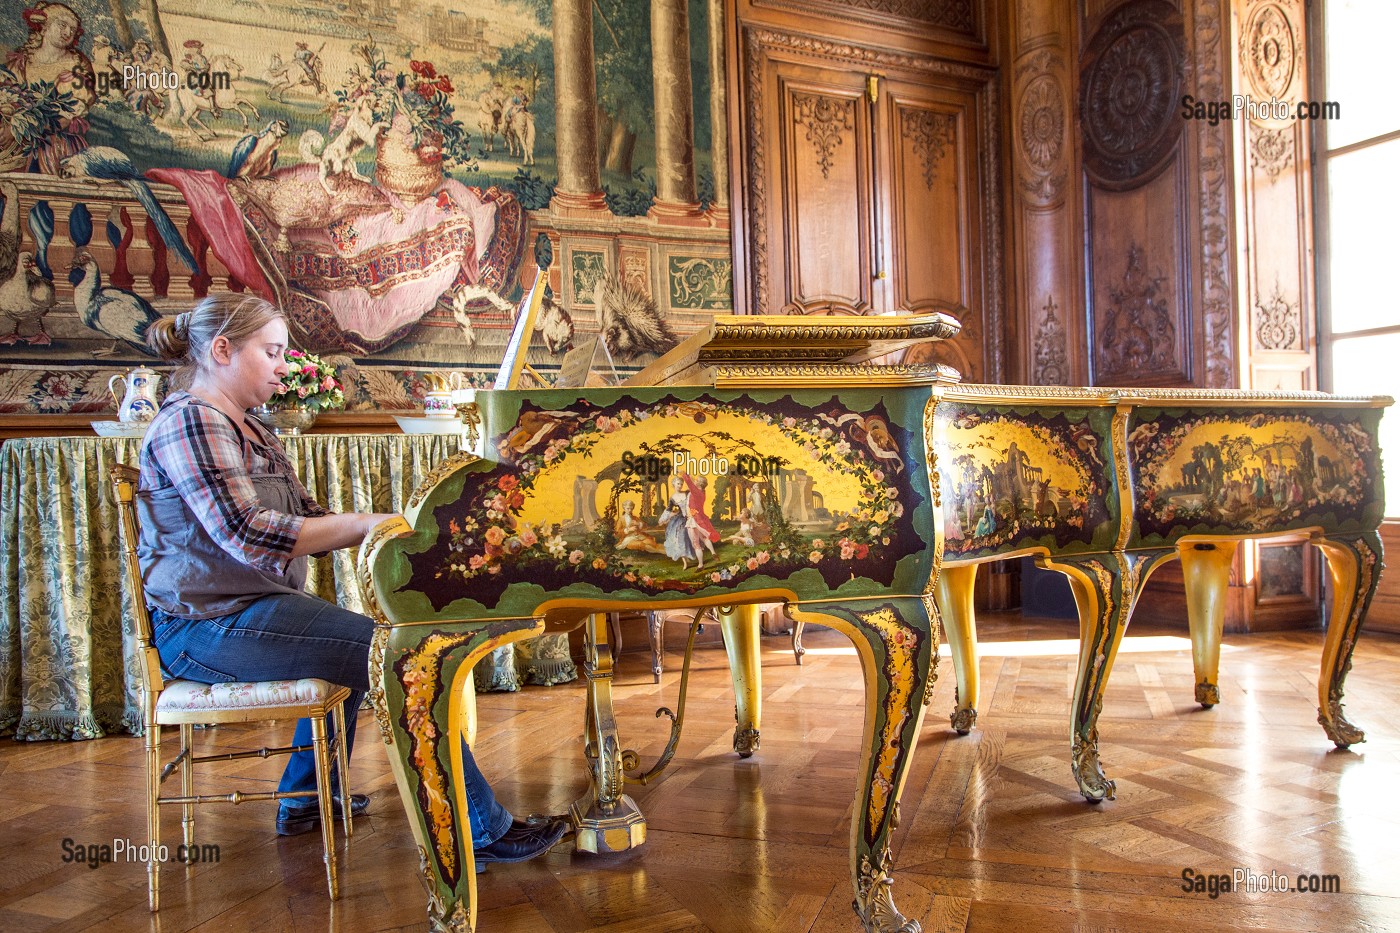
[1017,73,1067,203]
[792,92,855,179]
[1097,244,1178,380]
[1254,280,1301,350]
[1033,295,1069,386]
[1079,0,1185,188]
[1243,3,1297,101]
[1249,124,1293,179]
[901,109,956,190]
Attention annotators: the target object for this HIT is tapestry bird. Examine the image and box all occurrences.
[58,147,200,274]
[68,251,160,357]
[228,119,289,179]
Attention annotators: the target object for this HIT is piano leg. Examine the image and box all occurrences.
[1312,531,1383,747]
[717,604,763,757]
[573,613,647,854]
[1040,549,1175,802]
[790,596,938,933]
[935,563,980,734]
[1176,541,1239,708]
[370,617,545,933]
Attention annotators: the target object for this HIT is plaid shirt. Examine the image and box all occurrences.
[139,392,327,576]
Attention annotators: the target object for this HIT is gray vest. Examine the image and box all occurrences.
[138,470,310,620]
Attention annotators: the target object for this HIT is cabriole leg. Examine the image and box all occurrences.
[1177,540,1238,707]
[935,563,980,734]
[718,604,763,757]
[789,596,939,933]
[1312,532,1383,747]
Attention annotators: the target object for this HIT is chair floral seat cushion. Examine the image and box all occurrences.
[156,678,342,713]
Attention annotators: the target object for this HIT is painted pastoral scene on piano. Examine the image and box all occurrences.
[405,392,930,604]
[1130,407,1384,541]
[935,403,1118,559]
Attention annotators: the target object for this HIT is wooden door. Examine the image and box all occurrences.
[880,75,991,380]
[758,59,878,315]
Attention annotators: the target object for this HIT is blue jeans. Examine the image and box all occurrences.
[151,592,512,846]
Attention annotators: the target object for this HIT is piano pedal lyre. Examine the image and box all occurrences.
[624,606,714,786]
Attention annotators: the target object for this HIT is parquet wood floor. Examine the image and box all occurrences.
[2,615,1398,932]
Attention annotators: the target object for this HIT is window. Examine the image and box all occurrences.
[1314,0,1400,516]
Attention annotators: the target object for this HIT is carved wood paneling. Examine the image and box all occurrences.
[1241,2,1299,100]
[738,24,1002,381]
[1249,124,1293,179]
[1095,241,1181,380]
[1254,280,1301,351]
[1079,0,1234,391]
[792,92,857,179]
[1015,51,1069,205]
[887,84,980,369]
[1005,0,1083,387]
[1086,161,1192,386]
[1232,0,1314,390]
[900,109,957,190]
[1078,0,1185,190]
[778,77,873,313]
[751,0,982,45]
[1190,0,1235,390]
[1032,295,1070,385]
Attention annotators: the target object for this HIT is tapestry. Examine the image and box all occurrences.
[0,0,732,413]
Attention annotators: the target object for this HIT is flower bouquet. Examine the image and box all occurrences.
[271,349,345,412]
[338,37,476,200]
[0,66,83,171]
[254,350,345,435]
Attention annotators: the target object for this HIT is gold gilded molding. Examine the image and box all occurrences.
[855,846,919,933]
[707,314,963,344]
[368,626,393,743]
[713,362,963,387]
[937,384,1391,407]
[408,451,480,509]
[1111,406,1133,551]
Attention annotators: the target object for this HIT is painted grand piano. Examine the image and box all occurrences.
[357,310,1389,932]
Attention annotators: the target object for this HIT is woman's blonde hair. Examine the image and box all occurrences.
[147,293,286,386]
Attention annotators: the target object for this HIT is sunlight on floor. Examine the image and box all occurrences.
[794,635,1230,658]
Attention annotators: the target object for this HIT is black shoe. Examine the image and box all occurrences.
[473,817,570,873]
[276,793,370,836]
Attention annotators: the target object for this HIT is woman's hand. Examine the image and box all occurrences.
[292,511,406,557]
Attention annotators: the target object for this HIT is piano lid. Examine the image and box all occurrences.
[622,313,965,388]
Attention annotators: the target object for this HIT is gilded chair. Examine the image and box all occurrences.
[110,462,353,909]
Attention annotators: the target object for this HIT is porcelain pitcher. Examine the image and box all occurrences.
[422,371,469,418]
[108,366,163,423]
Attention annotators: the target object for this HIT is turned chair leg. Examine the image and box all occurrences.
[310,714,339,899]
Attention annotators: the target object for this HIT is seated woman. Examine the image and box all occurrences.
[138,292,568,865]
[614,499,665,555]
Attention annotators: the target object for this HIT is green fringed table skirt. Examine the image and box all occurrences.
[0,433,574,741]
